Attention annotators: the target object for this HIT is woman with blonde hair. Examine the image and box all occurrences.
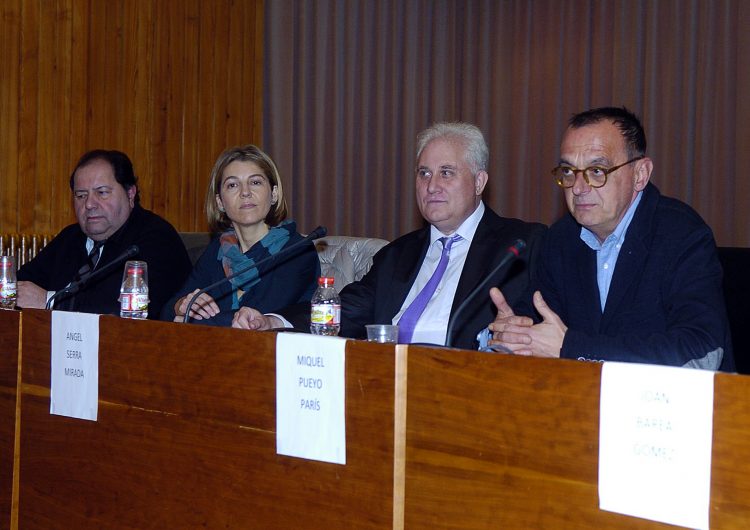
[163,145,319,325]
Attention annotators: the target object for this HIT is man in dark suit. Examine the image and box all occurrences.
[232,122,546,350]
[489,107,734,371]
[17,149,191,319]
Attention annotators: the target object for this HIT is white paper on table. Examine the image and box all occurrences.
[50,311,100,421]
[599,362,714,530]
[276,333,346,465]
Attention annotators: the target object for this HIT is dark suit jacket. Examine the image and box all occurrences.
[17,204,191,319]
[284,206,546,350]
[535,183,735,371]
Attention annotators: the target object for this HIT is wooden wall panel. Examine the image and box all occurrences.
[0,0,264,236]
[0,3,19,232]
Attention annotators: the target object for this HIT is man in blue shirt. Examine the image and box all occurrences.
[489,107,734,371]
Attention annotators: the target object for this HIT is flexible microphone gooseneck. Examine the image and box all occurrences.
[444,239,526,348]
[182,226,328,323]
[46,244,140,310]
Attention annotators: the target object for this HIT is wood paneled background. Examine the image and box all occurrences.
[0,0,263,235]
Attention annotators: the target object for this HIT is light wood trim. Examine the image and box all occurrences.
[392,344,408,530]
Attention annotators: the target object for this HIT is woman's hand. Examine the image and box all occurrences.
[174,289,221,321]
[232,307,282,330]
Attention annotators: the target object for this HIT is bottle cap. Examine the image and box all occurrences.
[318,276,335,287]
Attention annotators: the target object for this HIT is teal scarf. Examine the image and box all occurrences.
[217,221,293,309]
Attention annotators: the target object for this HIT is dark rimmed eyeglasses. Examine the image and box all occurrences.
[552,156,644,188]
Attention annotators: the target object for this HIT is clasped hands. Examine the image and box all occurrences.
[488,287,567,358]
[174,290,284,329]
[231,306,283,330]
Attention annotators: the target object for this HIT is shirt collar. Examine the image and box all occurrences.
[85,237,100,253]
[580,191,643,250]
[429,201,485,246]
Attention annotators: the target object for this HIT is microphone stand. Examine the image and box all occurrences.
[444,239,526,348]
[46,245,140,310]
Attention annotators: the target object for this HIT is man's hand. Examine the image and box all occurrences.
[174,289,220,321]
[488,287,534,354]
[521,291,566,358]
[17,281,48,309]
[232,307,282,330]
[488,289,567,358]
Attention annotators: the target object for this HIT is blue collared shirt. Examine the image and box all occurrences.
[579,191,643,311]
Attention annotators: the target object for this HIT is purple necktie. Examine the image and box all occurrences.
[398,235,460,343]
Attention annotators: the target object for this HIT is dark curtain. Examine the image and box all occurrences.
[264,0,749,246]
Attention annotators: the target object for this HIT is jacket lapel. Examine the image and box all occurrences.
[381,227,430,321]
[601,185,657,327]
[451,219,494,317]
[450,209,519,320]
[573,237,602,329]
[602,236,648,328]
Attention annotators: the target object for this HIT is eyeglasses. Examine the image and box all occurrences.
[552,156,644,188]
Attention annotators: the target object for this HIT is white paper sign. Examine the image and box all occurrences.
[50,311,100,421]
[599,362,714,530]
[276,333,346,464]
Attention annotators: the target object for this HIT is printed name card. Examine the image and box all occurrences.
[50,311,100,421]
[599,362,714,530]
[276,333,346,464]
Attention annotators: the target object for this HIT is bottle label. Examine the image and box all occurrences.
[0,281,17,303]
[120,293,149,312]
[311,303,341,325]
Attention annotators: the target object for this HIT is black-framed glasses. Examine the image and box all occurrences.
[552,156,644,188]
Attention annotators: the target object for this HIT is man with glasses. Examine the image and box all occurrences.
[489,106,734,371]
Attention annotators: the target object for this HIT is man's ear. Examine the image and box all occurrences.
[127,186,137,206]
[475,170,489,196]
[633,157,653,192]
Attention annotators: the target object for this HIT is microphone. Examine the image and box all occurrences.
[182,226,327,323]
[444,239,526,348]
[46,244,140,310]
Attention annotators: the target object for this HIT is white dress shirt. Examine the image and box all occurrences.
[393,201,485,345]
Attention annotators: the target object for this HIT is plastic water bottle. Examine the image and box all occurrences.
[119,260,149,319]
[0,256,17,310]
[310,276,340,335]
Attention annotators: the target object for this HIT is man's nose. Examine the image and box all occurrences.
[426,175,441,193]
[571,170,591,195]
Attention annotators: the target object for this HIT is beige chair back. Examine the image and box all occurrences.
[178,232,389,292]
[315,236,388,292]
